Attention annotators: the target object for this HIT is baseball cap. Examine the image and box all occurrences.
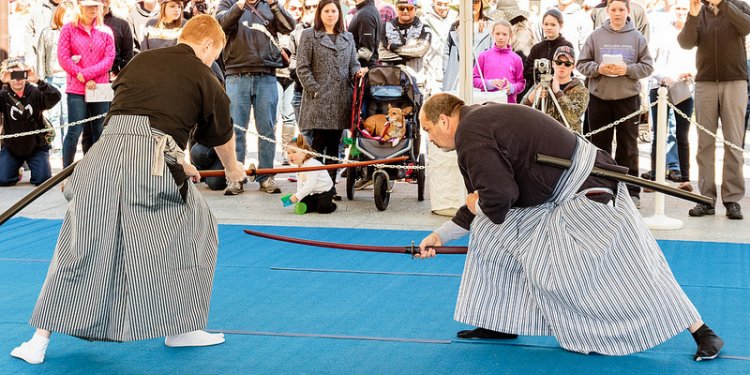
[553,46,575,61]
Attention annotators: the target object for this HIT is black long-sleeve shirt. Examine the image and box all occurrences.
[108,44,232,149]
[348,0,382,68]
[677,0,750,82]
[451,103,624,229]
[104,12,135,75]
[1,81,61,158]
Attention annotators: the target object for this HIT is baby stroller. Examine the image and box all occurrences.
[345,65,425,211]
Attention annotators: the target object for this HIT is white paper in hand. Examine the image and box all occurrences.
[85,83,114,103]
[602,54,625,66]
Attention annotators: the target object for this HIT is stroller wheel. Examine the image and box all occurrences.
[346,166,357,201]
[416,154,426,201]
[373,172,390,211]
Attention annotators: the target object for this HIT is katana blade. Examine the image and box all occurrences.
[243,229,468,255]
[200,156,409,178]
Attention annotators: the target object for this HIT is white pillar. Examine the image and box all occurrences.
[458,0,474,104]
[644,87,683,230]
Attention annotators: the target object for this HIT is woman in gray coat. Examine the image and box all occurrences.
[297,0,366,192]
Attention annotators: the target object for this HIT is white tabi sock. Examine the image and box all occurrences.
[10,333,49,365]
[164,330,225,347]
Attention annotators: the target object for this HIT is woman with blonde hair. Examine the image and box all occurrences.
[57,0,115,168]
[11,15,244,365]
[141,0,187,50]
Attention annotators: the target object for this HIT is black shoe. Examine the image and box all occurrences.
[456,327,518,339]
[333,194,342,201]
[689,203,715,217]
[724,202,743,220]
[640,171,654,180]
[692,324,724,361]
[666,169,682,182]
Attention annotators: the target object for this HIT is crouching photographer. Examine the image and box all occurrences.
[0,57,61,186]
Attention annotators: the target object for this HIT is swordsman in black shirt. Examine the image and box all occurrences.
[11,15,246,366]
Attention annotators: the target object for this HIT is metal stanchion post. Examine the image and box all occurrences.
[644,87,683,230]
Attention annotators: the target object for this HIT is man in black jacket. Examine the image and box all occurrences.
[678,0,750,220]
[348,0,382,68]
[216,0,295,194]
[102,0,134,78]
[0,59,61,186]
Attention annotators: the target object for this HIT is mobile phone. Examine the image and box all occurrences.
[10,70,28,81]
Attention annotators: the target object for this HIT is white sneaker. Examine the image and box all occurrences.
[10,341,46,365]
[165,330,225,347]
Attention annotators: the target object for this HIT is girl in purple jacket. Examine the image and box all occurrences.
[57,0,115,167]
[473,20,525,103]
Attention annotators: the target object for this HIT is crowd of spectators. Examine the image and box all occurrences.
[2,0,748,219]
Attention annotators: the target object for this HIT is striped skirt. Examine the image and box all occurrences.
[454,138,701,355]
[30,115,219,342]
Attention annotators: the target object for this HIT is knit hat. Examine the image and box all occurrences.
[553,46,575,61]
[4,56,26,70]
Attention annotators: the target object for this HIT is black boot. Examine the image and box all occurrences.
[456,327,517,339]
[691,324,724,361]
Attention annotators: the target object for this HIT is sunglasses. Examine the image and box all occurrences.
[473,0,481,4]
[397,5,415,11]
[553,59,574,67]
[305,4,317,10]
[288,5,302,11]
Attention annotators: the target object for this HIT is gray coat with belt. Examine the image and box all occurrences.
[296,28,361,131]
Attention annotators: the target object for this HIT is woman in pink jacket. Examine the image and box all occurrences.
[57,0,115,167]
[473,19,525,103]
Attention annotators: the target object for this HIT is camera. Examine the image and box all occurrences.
[534,58,553,86]
[10,70,29,81]
[534,58,551,75]
[195,0,208,13]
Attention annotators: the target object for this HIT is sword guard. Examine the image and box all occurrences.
[409,241,416,259]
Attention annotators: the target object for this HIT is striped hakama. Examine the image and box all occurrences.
[454,138,701,355]
[30,115,219,342]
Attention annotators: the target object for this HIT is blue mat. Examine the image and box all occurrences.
[1,217,749,374]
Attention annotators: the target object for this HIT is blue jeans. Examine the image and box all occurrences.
[226,73,278,183]
[63,94,109,167]
[0,147,51,186]
[649,89,680,172]
[189,143,227,190]
[45,76,67,149]
[649,89,693,182]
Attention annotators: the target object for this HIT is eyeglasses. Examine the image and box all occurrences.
[304,4,317,10]
[553,59,574,67]
[397,5,415,12]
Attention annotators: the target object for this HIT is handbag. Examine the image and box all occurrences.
[667,79,692,105]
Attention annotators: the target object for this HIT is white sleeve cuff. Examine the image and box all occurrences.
[434,220,469,244]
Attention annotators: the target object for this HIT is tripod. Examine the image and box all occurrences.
[531,74,571,129]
